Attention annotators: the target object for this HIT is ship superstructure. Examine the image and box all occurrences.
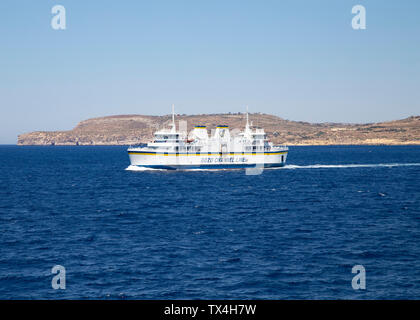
[127,106,288,170]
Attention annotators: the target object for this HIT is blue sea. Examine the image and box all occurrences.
[0,145,419,299]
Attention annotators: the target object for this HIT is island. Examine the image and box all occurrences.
[17,113,420,146]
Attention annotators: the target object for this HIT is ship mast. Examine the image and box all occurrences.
[171,104,176,133]
[245,105,251,133]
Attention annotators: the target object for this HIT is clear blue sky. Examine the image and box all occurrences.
[0,0,419,144]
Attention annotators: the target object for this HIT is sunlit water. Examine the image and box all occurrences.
[1,145,419,299]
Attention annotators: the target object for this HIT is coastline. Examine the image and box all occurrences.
[9,143,420,147]
[16,113,420,147]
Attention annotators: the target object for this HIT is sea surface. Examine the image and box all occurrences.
[0,145,419,299]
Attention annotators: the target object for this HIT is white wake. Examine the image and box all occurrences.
[280,163,420,170]
[125,165,166,171]
[125,163,420,171]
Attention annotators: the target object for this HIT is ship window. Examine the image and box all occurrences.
[282,155,284,162]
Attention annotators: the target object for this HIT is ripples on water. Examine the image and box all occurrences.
[0,145,419,299]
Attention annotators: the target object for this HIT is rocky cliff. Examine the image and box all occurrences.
[17,113,420,146]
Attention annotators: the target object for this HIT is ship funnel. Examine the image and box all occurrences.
[190,126,209,141]
[213,125,231,140]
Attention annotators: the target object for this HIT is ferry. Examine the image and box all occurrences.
[127,106,288,170]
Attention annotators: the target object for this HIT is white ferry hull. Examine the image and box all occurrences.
[128,150,288,170]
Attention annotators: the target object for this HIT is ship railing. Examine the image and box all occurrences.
[128,143,147,149]
[272,145,288,151]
